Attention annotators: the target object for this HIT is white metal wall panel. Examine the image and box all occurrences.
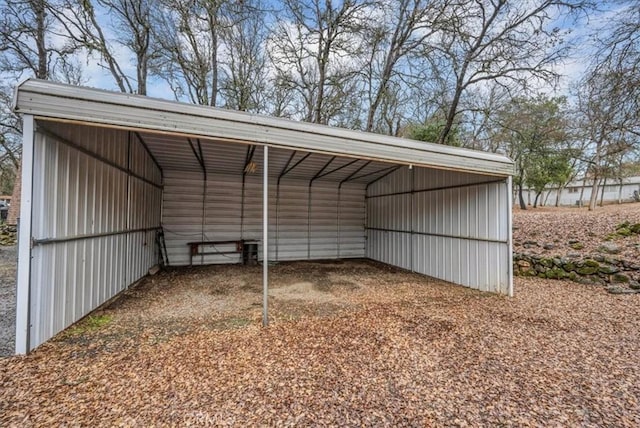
[162,170,207,265]
[337,185,366,258]
[27,123,161,351]
[308,185,339,259]
[162,169,366,265]
[44,122,128,170]
[272,181,309,260]
[367,230,412,271]
[366,166,510,294]
[243,176,276,261]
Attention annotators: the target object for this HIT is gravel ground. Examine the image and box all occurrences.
[0,245,16,357]
[1,261,639,426]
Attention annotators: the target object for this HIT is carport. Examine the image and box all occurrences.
[12,79,514,354]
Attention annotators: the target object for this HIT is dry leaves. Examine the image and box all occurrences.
[1,259,640,426]
[513,204,640,261]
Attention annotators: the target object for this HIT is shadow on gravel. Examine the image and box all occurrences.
[0,245,17,357]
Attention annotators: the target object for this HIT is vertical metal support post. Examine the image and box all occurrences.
[15,115,35,354]
[262,146,269,327]
[410,166,414,272]
[336,186,341,258]
[506,176,514,297]
[125,132,131,286]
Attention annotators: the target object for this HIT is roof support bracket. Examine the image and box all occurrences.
[134,132,164,181]
[338,160,371,189]
[279,152,313,183]
[364,165,403,192]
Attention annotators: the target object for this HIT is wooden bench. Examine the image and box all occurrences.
[186,240,259,265]
[187,240,244,266]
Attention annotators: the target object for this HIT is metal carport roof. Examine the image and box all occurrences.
[13,79,514,178]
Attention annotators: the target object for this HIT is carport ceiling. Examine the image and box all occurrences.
[137,132,397,184]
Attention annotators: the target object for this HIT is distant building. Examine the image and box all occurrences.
[522,176,640,207]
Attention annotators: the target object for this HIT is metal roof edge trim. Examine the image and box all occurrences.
[14,79,514,176]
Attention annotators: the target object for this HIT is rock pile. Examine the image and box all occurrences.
[514,253,640,293]
[0,223,17,246]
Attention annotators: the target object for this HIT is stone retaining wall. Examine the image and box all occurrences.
[514,253,640,289]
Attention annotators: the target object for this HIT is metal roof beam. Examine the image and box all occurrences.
[365,165,403,191]
[38,126,162,190]
[134,132,163,179]
[279,152,312,181]
[339,160,371,188]
[242,145,257,176]
[309,156,336,186]
[344,164,398,183]
[187,137,206,179]
[314,158,360,181]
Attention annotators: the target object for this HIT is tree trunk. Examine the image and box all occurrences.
[599,177,607,207]
[588,177,600,211]
[555,186,564,207]
[137,51,147,95]
[618,179,623,204]
[533,192,541,208]
[438,79,464,144]
[518,183,526,210]
[35,0,48,79]
[209,22,218,107]
[579,178,587,207]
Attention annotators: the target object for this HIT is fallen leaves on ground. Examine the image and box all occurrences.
[513,203,640,261]
[1,260,640,427]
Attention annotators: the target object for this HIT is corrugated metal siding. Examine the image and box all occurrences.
[367,166,496,196]
[366,166,511,294]
[161,170,207,265]
[162,165,366,266]
[28,123,161,350]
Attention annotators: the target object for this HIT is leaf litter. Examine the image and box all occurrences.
[1,212,640,426]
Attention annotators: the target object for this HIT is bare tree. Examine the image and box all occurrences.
[104,0,156,95]
[268,0,370,124]
[592,1,640,139]
[50,0,155,94]
[1,0,80,80]
[577,70,635,211]
[0,87,21,168]
[219,1,269,112]
[362,0,447,132]
[427,0,588,145]
[152,0,233,106]
[1,0,49,79]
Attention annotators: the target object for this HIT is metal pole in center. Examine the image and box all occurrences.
[263,145,269,327]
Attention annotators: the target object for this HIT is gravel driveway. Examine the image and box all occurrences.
[0,245,16,357]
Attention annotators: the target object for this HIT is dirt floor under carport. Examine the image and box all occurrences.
[2,259,640,426]
[88,259,416,345]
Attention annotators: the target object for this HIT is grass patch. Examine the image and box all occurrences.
[66,314,113,336]
[210,317,252,330]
